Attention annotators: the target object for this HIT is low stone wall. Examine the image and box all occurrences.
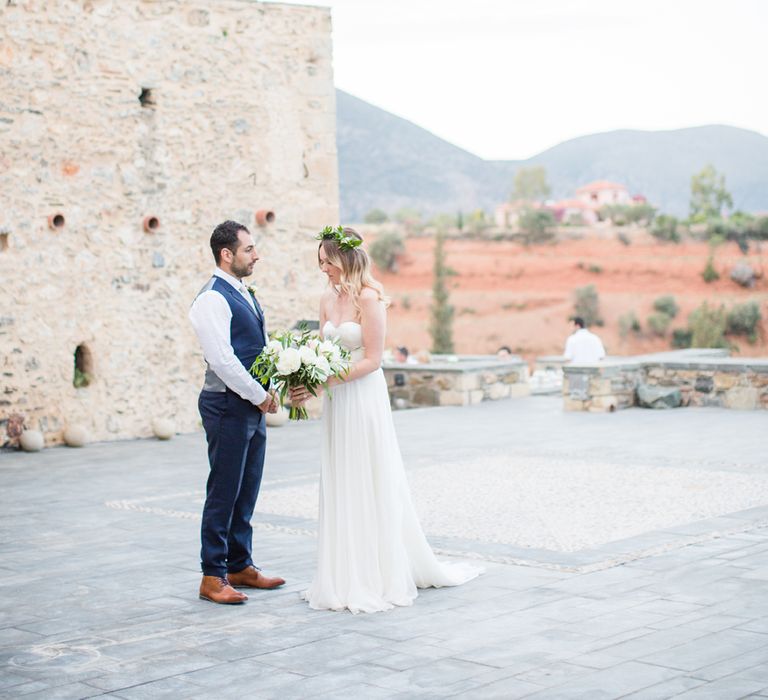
[563,349,768,411]
[645,359,768,410]
[383,356,530,409]
[562,362,644,412]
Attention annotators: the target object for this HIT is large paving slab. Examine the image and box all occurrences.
[1,396,767,698]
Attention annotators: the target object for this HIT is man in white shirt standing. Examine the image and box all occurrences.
[189,220,284,605]
[563,317,606,364]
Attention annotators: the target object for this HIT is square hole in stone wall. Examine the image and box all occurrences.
[139,87,156,108]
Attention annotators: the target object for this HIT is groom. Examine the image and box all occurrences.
[189,220,285,604]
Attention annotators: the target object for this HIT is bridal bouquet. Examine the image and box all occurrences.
[249,325,351,420]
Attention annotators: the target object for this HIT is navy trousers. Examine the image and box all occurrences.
[198,389,266,578]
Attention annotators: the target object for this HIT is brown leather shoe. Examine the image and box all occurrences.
[199,575,248,604]
[227,565,285,590]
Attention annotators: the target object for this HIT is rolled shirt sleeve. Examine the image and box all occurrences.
[189,290,267,406]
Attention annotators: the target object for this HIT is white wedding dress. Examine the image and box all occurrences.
[301,321,482,614]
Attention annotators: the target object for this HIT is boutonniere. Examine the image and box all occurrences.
[246,284,258,296]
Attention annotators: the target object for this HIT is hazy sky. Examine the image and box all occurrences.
[281,0,767,161]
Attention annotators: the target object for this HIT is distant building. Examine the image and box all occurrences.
[494,200,541,229]
[575,180,632,207]
[495,180,646,230]
[549,199,599,225]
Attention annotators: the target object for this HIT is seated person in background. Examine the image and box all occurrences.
[414,349,432,364]
[394,346,418,364]
[496,345,512,359]
[563,317,606,363]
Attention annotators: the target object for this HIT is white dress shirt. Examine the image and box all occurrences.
[563,328,606,364]
[189,268,267,406]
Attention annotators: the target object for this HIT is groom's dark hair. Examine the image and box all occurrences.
[211,220,249,263]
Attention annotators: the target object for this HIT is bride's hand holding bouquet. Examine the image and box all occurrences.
[249,325,350,420]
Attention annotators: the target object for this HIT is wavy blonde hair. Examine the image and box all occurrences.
[319,227,390,317]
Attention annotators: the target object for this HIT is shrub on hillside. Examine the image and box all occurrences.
[627,202,656,225]
[519,207,557,244]
[726,301,762,341]
[369,232,405,272]
[564,212,586,226]
[573,285,602,326]
[701,256,719,283]
[653,295,679,318]
[647,312,672,337]
[651,215,681,243]
[671,328,693,349]
[705,212,768,242]
[689,302,729,348]
[465,209,489,235]
[599,203,655,226]
[618,311,641,338]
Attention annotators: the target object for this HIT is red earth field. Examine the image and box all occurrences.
[373,233,768,363]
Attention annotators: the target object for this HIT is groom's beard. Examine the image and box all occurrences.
[231,261,254,279]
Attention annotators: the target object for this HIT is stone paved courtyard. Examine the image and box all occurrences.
[1,396,768,698]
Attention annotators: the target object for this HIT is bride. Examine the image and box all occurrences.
[290,226,481,614]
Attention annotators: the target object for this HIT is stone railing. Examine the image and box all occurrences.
[383,355,530,409]
[563,349,768,411]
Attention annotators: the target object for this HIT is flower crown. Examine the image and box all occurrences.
[315,225,363,251]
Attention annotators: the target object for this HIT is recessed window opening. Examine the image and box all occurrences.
[139,87,156,108]
[73,344,93,388]
[0,232,8,252]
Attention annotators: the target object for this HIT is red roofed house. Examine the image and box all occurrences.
[494,180,646,230]
[576,180,631,207]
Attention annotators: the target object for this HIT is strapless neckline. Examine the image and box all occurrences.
[323,320,363,355]
[324,320,361,330]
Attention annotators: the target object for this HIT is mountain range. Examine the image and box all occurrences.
[336,89,768,222]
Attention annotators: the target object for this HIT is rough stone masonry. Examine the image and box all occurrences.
[0,0,339,444]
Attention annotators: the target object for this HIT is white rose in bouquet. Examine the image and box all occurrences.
[275,347,301,376]
[266,339,283,356]
[299,345,317,366]
[318,340,337,356]
[314,355,331,380]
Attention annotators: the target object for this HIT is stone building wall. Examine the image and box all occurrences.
[0,0,338,444]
